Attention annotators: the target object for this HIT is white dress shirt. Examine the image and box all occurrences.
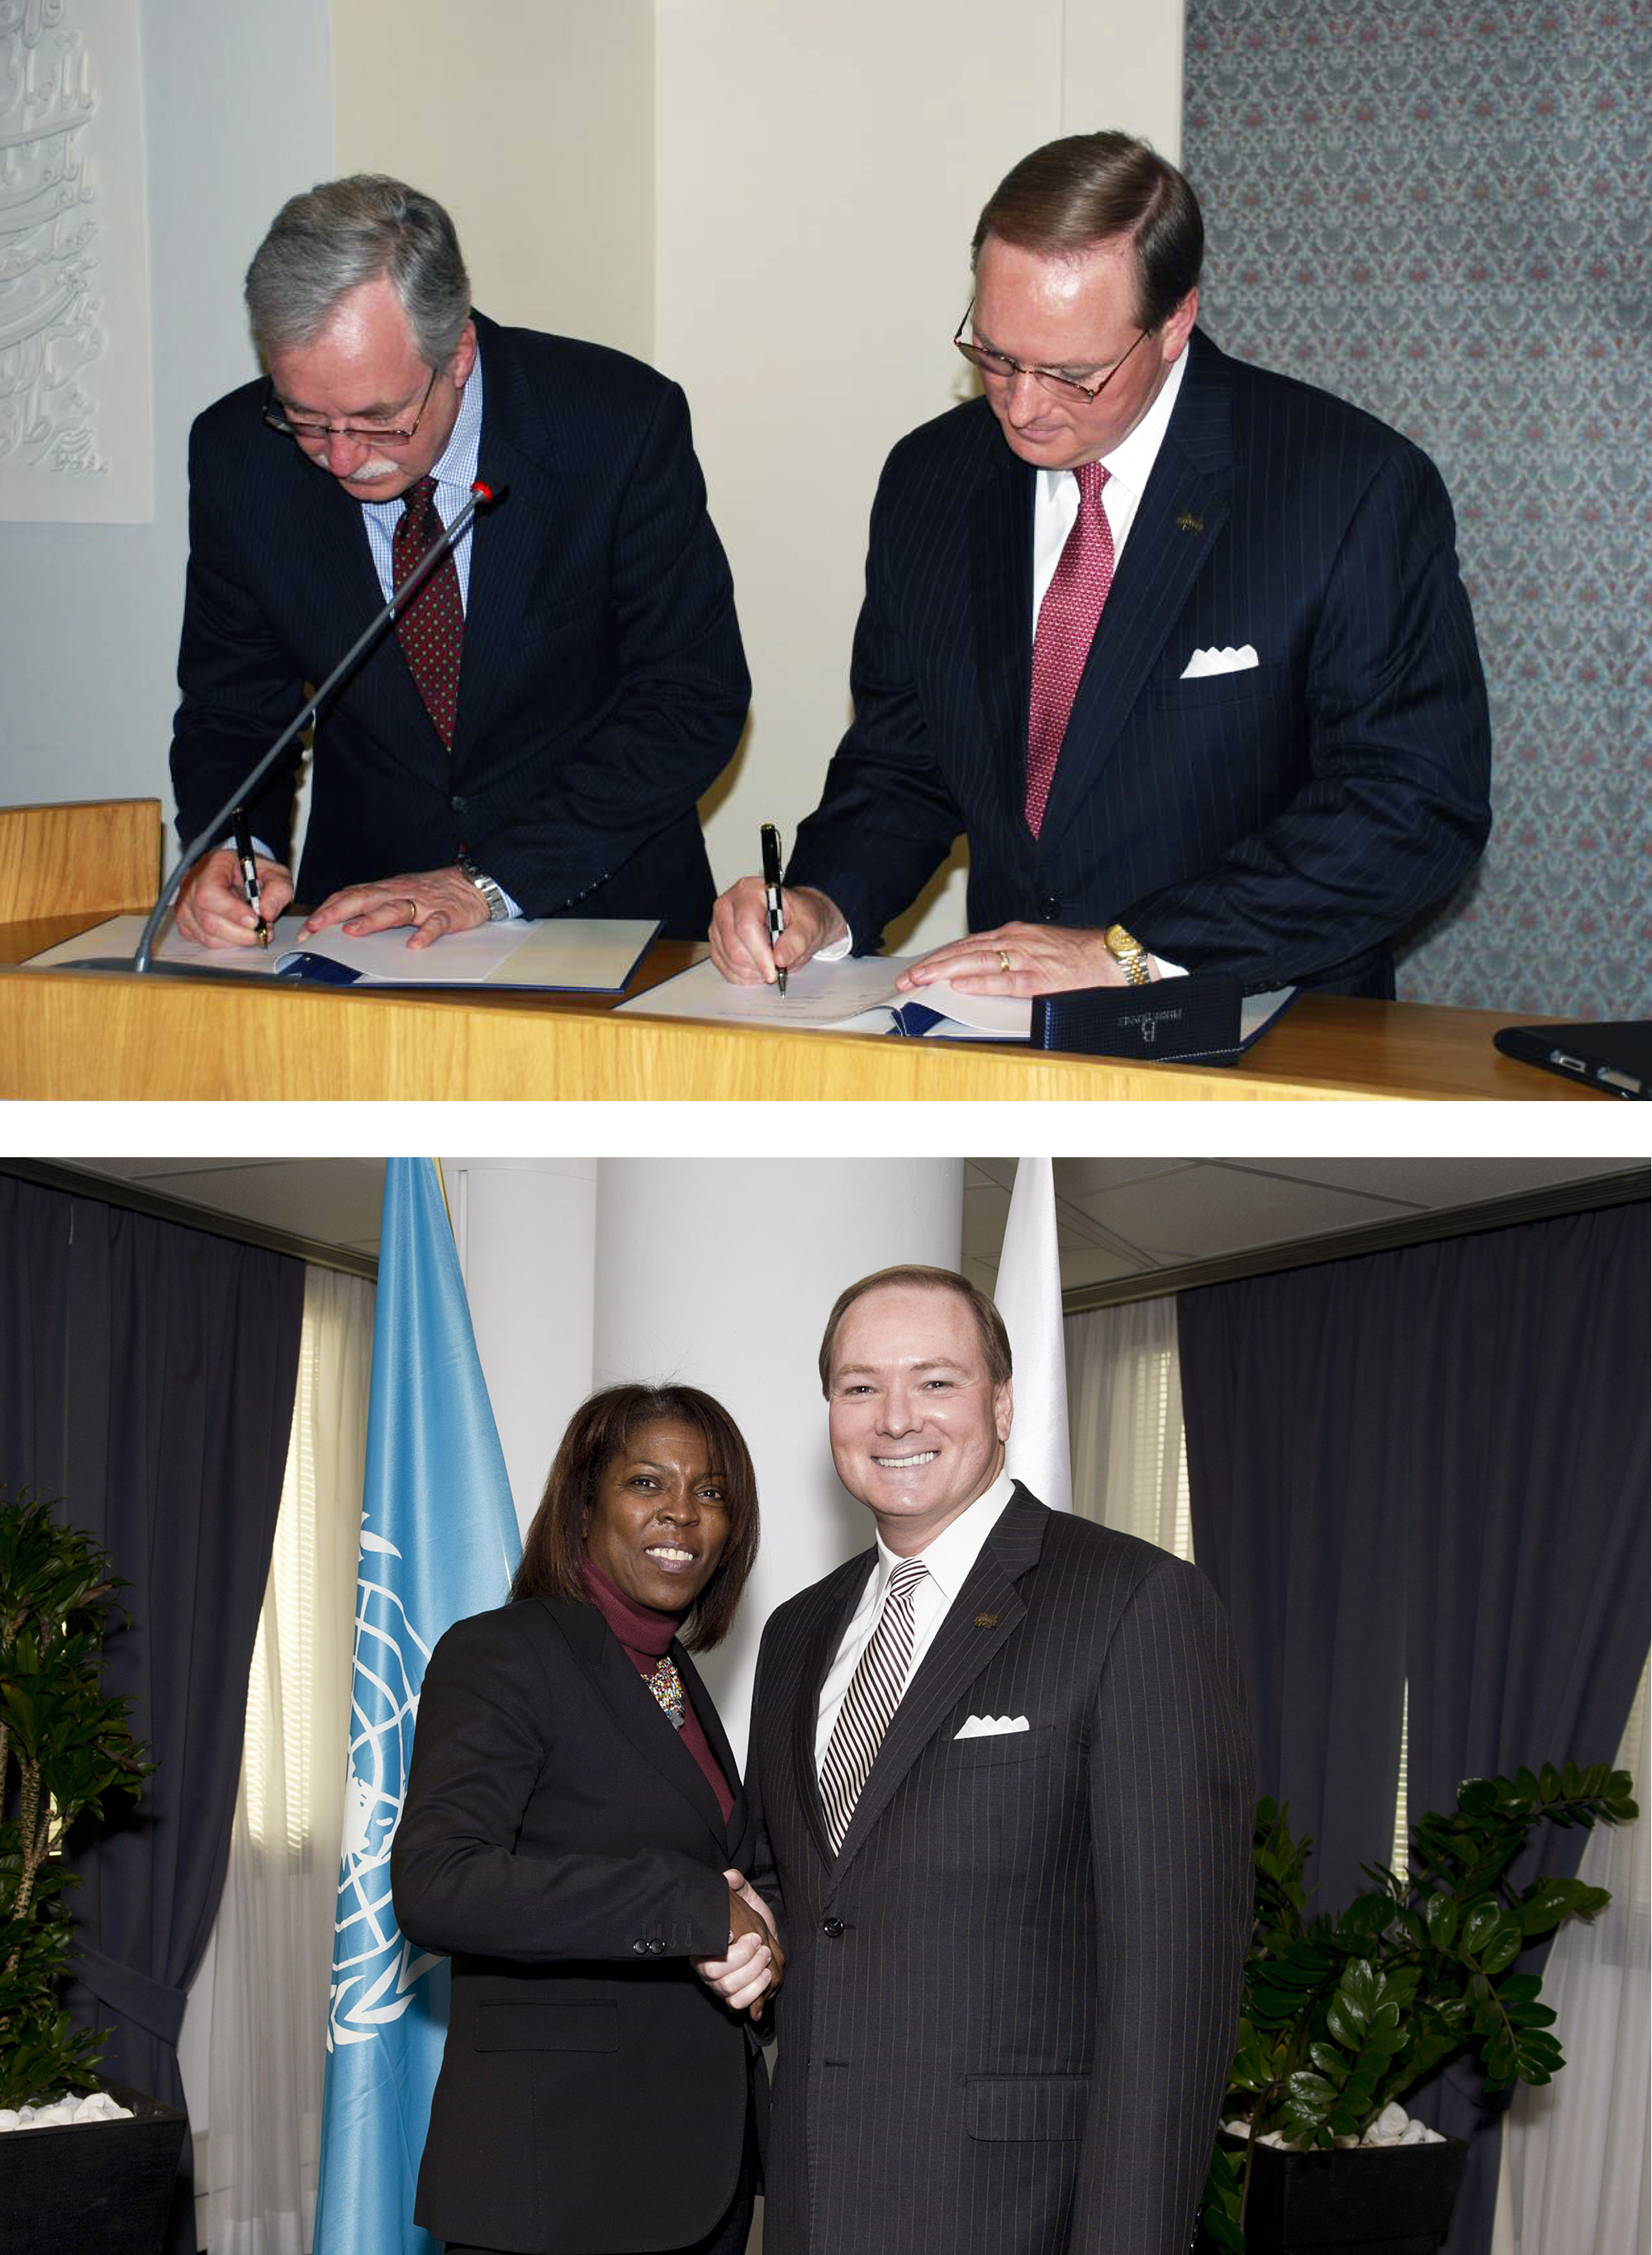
[1029,344,1189,624]
[814,1469,1017,1773]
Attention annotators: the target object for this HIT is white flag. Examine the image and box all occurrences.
[994,1157,1072,1512]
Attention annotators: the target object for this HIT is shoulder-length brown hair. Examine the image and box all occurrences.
[511,1383,760,1651]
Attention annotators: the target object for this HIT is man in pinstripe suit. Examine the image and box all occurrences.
[710,131,1490,1000]
[713,1265,1254,2255]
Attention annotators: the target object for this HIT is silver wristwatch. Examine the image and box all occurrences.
[457,853,511,923]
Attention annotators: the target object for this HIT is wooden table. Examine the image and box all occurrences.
[0,916,1606,1102]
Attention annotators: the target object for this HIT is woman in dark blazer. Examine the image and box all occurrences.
[392,1383,779,2255]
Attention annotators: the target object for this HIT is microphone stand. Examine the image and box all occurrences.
[120,480,496,976]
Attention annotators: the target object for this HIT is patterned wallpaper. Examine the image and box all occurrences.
[1182,2,1649,1015]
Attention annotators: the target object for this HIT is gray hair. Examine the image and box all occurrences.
[244,175,472,364]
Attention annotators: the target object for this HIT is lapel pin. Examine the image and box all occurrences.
[974,1612,997,1629]
[1176,512,1204,534]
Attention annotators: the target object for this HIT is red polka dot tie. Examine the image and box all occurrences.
[1024,459,1113,838]
[392,474,464,751]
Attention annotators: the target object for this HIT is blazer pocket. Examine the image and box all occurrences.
[945,1723,1056,1767]
[965,2073,1088,2142]
[473,2000,620,2053]
[1146,661,1279,706]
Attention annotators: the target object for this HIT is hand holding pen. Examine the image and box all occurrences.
[232,806,271,949]
[761,823,788,997]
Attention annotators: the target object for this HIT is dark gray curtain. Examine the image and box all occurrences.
[1180,1203,1650,2255]
[0,1175,305,2254]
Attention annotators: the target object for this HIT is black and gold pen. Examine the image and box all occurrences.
[232,805,270,949]
[761,822,787,996]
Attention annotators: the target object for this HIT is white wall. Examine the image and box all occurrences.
[0,0,334,823]
[332,0,655,361]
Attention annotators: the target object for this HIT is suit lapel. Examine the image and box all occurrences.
[1037,331,1235,838]
[550,1601,729,1853]
[788,1552,877,1872]
[972,448,1036,824]
[834,1491,1050,1868]
[677,1640,744,1848]
[450,322,566,783]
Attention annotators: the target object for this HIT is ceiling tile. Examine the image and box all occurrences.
[1229,1157,1628,1207]
[89,1159,387,1247]
[1052,1157,1196,1201]
[1070,1163,1418,1265]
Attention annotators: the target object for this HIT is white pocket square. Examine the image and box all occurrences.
[954,1713,1030,1739]
[1180,643,1259,679]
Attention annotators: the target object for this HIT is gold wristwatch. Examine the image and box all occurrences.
[1104,923,1154,985]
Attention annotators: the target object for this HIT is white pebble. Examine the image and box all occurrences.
[1374,2102,1410,2140]
[0,2112,17,2133]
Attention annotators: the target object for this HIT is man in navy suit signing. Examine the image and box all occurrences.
[173,175,748,950]
[711,131,1490,999]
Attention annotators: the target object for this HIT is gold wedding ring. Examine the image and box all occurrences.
[996,948,1012,974]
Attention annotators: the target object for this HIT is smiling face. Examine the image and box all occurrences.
[581,1417,733,1614]
[970,231,1196,472]
[826,1282,1013,1555]
[264,273,476,502]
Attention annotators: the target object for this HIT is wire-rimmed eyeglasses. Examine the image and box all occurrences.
[263,363,439,445]
[952,303,1151,405]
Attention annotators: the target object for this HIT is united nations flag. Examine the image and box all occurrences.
[312,1159,520,2255]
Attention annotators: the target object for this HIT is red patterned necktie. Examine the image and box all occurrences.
[392,474,464,750]
[1024,458,1113,838]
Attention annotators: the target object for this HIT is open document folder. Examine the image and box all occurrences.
[26,913,660,993]
[615,955,1034,1039]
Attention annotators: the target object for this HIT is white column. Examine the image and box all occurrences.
[443,1156,598,1541]
[592,1159,963,1763]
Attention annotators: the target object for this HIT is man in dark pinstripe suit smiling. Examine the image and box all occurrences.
[710,131,1490,1002]
[718,1266,1254,2255]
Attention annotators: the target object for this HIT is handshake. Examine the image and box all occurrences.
[692,1866,785,2021]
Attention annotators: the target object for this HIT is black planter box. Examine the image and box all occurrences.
[0,2081,188,2255]
[1241,2136,1470,2255]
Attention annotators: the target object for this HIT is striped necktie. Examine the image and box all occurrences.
[819,1557,928,1854]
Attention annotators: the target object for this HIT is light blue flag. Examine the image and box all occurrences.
[313,1158,521,2255]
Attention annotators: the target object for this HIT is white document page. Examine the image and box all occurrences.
[616,954,1031,1039]
[26,914,656,992]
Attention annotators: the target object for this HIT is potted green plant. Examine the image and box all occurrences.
[1201,1762,1639,2255]
[0,1487,183,2255]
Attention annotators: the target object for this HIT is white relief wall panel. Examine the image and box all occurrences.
[0,0,153,522]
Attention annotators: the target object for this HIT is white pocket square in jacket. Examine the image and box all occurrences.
[954,1713,1030,1739]
[1180,643,1259,679]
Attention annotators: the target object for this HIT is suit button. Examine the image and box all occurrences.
[821,1917,844,1939]
[631,1939,648,1954]
[647,1937,665,1954]
[1037,895,1061,922]
[451,795,468,812]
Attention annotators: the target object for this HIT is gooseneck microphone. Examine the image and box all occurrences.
[124,478,501,975]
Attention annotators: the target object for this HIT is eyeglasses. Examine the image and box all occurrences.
[263,363,439,445]
[952,304,1151,405]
